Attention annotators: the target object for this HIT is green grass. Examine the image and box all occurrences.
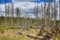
[0,16,60,27]
[0,17,60,40]
[0,36,13,40]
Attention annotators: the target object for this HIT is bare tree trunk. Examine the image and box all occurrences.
[54,0,57,27]
[6,5,9,16]
[40,4,42,26]
[18,10,20,27]
[34,4,36,26]
[11,3,14,27]
[59,0,60,20]
[50,3,53,27]
[5,3,7,26]
[47,1,50,27]
[34,3,39,26]
[45,0,50,28]
[4,0,10,26]
[44,0,46,26]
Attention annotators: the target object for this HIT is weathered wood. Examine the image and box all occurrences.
[17,26,52,40]
[27,34,44,40]
[18,32,23,35]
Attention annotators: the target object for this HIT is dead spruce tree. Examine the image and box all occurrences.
[15,7,20,27]
[53,0,57,27]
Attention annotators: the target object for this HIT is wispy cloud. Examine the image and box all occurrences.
[13,0,33,2]
[14,2,35,9]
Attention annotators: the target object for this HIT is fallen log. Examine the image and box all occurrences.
[18,32,51,40]
[27,34,44,40]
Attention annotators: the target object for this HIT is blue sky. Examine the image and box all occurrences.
[0,0,59,19]
[0,0,12,4]
[0,0,54,4]
[12,0,54,3]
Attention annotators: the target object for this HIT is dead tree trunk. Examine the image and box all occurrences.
[44,0,51,28]
[54,0,57,27]
[16,7,20,27]
[5,3,7,26]
[11,3,14,27]
[44,0,46,27]
[34,3,38,26]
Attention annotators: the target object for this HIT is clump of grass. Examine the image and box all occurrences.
[29,26,34,29]
[0,36,13,40]
[52,36,59,40]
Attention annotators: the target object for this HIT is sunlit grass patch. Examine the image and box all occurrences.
[27,28,38,34]
[51,36,59,40]
[0,36,13,40]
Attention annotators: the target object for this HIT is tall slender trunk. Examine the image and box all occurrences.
[47,0,50,27]
[44,0,46,26]
[5,2,7,26]
[36,4,38,26]
[44,0,50,27]
[54,0,57,27]
[50,3,53,27]
[6,5,9,17]
[34,2,37,26]
[12,3,14,27]
[41,4,43,26]
[59,0,60,20]
[34,0,39,26]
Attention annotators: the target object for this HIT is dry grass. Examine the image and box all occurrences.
[0,28,38,40]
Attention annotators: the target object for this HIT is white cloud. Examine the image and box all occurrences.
[12,0,34,2]
[14,2,35,9]
[0,0,59,19]
[0,4,5,11]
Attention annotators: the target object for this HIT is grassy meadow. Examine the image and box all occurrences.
[0,16,60,40]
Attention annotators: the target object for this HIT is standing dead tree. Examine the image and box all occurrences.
[53,0,57,27]
[15,7,20,27]
[41,4,44,26]
[46,0,50,27]
[11,3,14,27]
[5,2,8,26]
[5,2,6,26]
[34,2,39,26]
[44,0,46,27]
